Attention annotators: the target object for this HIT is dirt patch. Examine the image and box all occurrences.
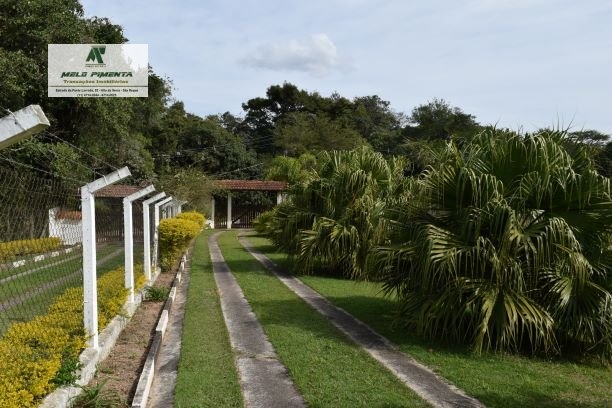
[83,271,176,407]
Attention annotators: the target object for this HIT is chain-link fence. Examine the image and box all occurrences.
[0,165,152,338]
[0,166,84,336]
[0,109,181,406]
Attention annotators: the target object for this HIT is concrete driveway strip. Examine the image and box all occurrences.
[238,234,485,408]
[209,232,306,408]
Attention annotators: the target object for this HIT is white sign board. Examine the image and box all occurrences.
[48,44,148,97]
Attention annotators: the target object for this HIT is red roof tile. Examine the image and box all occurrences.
[94,184,141,198]
[55,210,82,220]
[215,180,288,191]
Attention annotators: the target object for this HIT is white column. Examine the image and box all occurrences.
[211,198,215,229]
[123,185,155,303]
[277,191,282,205]
[143,192,166,281]
[81,167,131,349]
[227,192,232,229]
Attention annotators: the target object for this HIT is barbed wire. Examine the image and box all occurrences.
[28,136,104,179]
[43,131,119,173]
[0,152,88,185]
[214,162,264,177]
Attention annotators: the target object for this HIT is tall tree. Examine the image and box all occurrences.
[0,0,175,183]
[273,112,365,156]
[406,98,480,141]
[351,95,404,154]
[241,83,309,154]
[154,102,259,178]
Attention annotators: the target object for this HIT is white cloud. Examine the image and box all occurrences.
[241,34,347,76]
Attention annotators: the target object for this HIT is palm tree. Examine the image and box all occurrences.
[265,146,406,279]
[375,128,612,358]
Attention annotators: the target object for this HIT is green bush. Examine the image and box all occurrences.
[0,237,63,263]
[158,218,200,271]
[143,285,170,302]
[253,210,275,234]
[176,211,206,229]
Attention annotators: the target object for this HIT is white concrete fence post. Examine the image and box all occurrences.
[177,200,186,214]
[160,199,174,221]
[142,192,166,281]
[0,105,50,149]
[153,196,173,273]
[81,167,131,349]
[123,185,155,303]
[227,192,232,229]
[211,197,216,229]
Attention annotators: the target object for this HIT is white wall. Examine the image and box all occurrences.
[49,207,82,245]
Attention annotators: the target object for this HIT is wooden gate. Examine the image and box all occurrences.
[214,206,268,229]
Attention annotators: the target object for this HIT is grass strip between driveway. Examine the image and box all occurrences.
[245,233,612,408]
[218,231,428,408]
[174,231,242,408]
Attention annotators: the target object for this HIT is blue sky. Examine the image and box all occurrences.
[80,0,612,133]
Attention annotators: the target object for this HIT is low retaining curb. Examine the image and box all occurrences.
[4,244,81,270]
[131,254,187,408]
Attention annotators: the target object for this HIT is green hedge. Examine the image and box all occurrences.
[253,210,275,234]
[158,213,203,270]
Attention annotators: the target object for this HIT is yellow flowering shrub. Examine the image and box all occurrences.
[0,237,62,263]
[0,343,36,408]
[135,264,147,290]
[97,269,129,328]
[158,217,200,270]
[176,211,206,228]
[47,287,85,337]
[0,321,67,407]
[0,265,141,407]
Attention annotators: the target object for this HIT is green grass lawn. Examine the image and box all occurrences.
[244,233,612,408]
[218,231,429,408]
[174,231,243,408]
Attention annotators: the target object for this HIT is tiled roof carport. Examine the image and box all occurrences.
[211,180,288,229]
